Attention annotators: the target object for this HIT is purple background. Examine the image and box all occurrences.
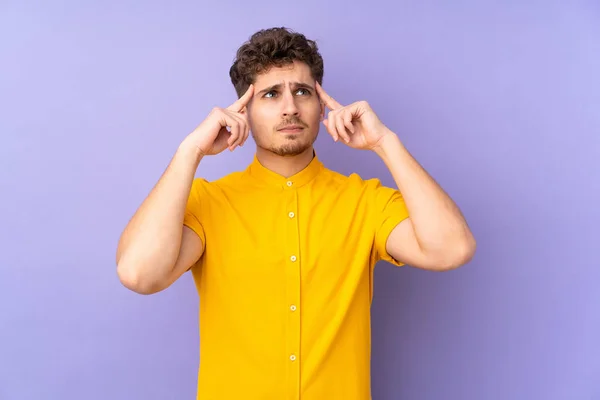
[1,1,599,399]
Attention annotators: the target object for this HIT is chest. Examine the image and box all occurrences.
[202,189,375,283]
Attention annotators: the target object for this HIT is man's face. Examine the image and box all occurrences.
[246,60,324,157]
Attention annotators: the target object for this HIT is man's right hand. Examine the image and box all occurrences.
[181,84,255,156]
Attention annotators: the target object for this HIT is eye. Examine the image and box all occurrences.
[264,91,277,98]
[296,88,310,96]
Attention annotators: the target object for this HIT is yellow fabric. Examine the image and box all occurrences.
[183,152,409,400]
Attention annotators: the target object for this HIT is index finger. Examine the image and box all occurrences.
[228,84,254,112]
[316,81,342,110]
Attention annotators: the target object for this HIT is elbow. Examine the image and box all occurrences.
[443,235,477,270]
[430,235,477,271]
[116,261,164,295]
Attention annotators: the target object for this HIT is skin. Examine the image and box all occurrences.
[245,60,325,178]
[116,59,476,295]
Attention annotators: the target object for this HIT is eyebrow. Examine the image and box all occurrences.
[256,81,315,96]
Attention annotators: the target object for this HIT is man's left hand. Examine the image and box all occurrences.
[316,82,395,150]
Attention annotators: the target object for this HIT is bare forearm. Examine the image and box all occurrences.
[374,132,475,257]
[116,144,203,285]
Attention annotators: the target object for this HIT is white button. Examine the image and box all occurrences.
[290,305,297,311]
[286,181,293,187]
[288,212,295,218]
[290,354,296,361]
[290,255,297,262]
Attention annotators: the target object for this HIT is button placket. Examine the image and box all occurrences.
[284,187,301,398]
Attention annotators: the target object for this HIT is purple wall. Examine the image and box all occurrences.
[2,1,599,399]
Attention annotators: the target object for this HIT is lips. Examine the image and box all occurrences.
[278,125,304,131]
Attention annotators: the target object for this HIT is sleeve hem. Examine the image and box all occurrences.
[183,212,206,245]
[377,214,409,267]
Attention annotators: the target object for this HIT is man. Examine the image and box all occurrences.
[116,27,476,399]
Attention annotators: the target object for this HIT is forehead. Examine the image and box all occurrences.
[253,60,314,88]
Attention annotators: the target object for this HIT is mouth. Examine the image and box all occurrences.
[277,125,305,133]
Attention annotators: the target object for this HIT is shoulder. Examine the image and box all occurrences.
[318,167,404,215]
[190,170,256,212]
[318,167,389,195]
[190,170,245,192]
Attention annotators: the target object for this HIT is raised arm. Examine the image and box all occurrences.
[116,85,254,294]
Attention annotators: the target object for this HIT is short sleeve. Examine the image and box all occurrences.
[371,179,410,266]
[183,178,207,247]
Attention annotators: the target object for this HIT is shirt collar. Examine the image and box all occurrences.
[246,150,324,189]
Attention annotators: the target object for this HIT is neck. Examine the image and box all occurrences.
[255,146,315,178]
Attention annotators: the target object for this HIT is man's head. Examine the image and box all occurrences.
[229,27,324,157]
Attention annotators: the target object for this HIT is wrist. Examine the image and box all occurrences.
[372,130,403,159]
[177,141,205,165]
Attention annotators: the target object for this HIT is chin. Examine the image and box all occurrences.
[269,143,311,157]
[254,129,318,157]
[270,135,316,156]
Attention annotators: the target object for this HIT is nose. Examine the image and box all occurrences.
[281,91,300,117]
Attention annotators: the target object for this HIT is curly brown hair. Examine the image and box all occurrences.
[229,27,324,98]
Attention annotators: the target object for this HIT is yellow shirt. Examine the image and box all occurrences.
[183,152,409,400]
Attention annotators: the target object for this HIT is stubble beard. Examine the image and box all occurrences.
[253,130,317,157]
